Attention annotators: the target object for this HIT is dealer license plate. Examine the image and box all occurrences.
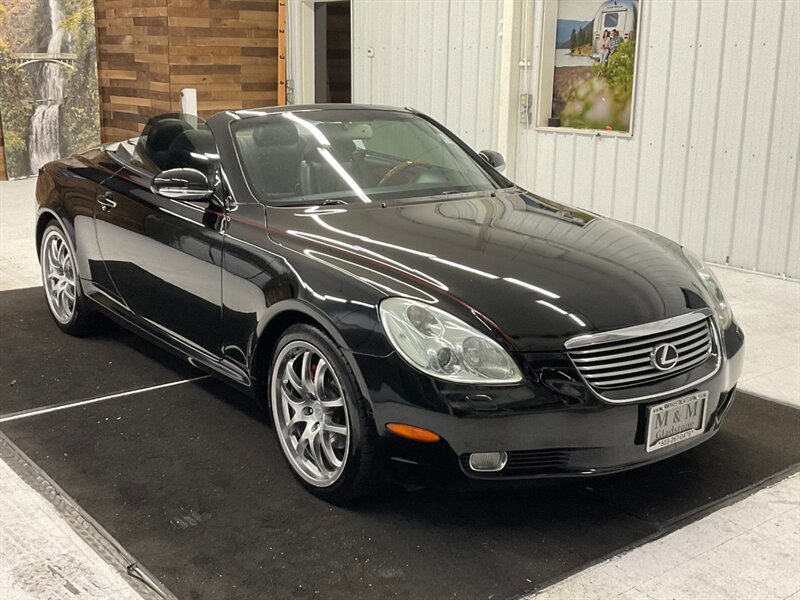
[646,391,708,452]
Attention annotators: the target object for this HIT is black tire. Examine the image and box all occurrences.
[40,222,95,336]
[268,323,382,504]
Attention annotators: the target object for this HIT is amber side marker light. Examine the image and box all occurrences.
[386,423,440,443]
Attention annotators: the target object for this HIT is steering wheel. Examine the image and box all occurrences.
[378,160,430,187]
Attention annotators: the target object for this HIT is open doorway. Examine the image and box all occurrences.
[313,1,351,103]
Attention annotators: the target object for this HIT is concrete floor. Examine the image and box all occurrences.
[1,177,799,599]
[0,458,144,600]
[527,473,800,600]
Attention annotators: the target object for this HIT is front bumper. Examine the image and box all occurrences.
[351,320,745,485]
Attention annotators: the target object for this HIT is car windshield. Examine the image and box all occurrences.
[231,109,503,205]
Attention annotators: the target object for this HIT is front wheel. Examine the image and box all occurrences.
[269,324,380,503]
[40,223,94,336]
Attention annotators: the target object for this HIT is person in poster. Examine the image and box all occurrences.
[609,28,623,55]
[599,30,611,64]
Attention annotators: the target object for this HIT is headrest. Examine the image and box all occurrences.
[168,129,218,173]
[146,118,192,153]
[253,121,300,147]
[169,129,217,157]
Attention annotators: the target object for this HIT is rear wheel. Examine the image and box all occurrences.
[40,223,94,336]
[269,324,380,503]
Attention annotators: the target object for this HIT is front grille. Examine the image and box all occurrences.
[567,313,714,391]
[460,449,571,477]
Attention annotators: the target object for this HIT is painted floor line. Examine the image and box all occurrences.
[0,376,210,424]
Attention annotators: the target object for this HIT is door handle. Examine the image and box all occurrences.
[97,192,117,211]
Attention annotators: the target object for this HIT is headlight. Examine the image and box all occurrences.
[379,298,523,384]
[682,247,733,329]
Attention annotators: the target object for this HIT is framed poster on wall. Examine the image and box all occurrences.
[537,0,642,135]
[0,0,100,178]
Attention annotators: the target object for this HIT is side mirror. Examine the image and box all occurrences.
[151,168,214,201]
[479,150,506,173]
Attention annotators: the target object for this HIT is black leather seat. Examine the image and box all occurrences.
[300,139,371,195]
[165,129,219,178]
[239,121,305,199]
[142,118,193,171]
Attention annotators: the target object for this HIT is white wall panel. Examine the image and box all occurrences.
[742,0,798,277]
[703,0,755,264]
[536,132,556,199]
[477,0,501,146]
[632,0,673,233]
[552,134,574,204]
[729,0,779,270]
[679,0,727,257]
[761,0,800,277]
[612,135,637,223]
[592,137,618,217]
[515,0,799,278]
[571,134,595,210]
[657,0,700,243]
[446,1,467,132]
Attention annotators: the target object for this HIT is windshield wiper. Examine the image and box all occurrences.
[433,189,487,199]
[285,198,348,207]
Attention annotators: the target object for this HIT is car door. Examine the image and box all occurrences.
[94,114,226,361]
[52,150,126,303]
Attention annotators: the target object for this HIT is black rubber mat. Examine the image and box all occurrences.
[0,287,198,415]
[2,372,798,600]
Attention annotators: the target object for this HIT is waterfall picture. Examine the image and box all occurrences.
[0,0,100,178]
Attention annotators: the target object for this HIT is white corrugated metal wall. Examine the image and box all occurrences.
[349,0,799,279]
[351,0,503,151]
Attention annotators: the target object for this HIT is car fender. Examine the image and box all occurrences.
[36,207,76,262]
[253,298,389,411]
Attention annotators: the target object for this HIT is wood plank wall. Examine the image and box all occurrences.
[95,0,279,143]
[95,0,172,143]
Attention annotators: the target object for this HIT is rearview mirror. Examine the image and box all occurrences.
[479,150,506,173]
[151,168,214,201]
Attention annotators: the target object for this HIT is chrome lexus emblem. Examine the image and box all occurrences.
[650,343,679,371]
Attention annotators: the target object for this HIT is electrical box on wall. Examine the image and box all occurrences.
[519,93,533,126]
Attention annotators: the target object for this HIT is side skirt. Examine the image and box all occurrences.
[85,294,257,400]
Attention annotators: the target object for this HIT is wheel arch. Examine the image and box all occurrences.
[36,209,77,262]
[251,300,374,412]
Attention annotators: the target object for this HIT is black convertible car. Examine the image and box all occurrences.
[35,105,744,502]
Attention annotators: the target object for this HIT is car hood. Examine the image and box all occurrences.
[267,190,712,351]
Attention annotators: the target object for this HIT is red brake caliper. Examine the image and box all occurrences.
[309,359,318,384]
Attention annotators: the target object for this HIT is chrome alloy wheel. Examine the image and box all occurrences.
[271,341,351,487]
[41,229,77,324]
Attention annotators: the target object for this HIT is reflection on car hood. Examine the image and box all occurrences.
[268,190,711,351]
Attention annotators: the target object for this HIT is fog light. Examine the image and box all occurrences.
[468,451,508,472]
